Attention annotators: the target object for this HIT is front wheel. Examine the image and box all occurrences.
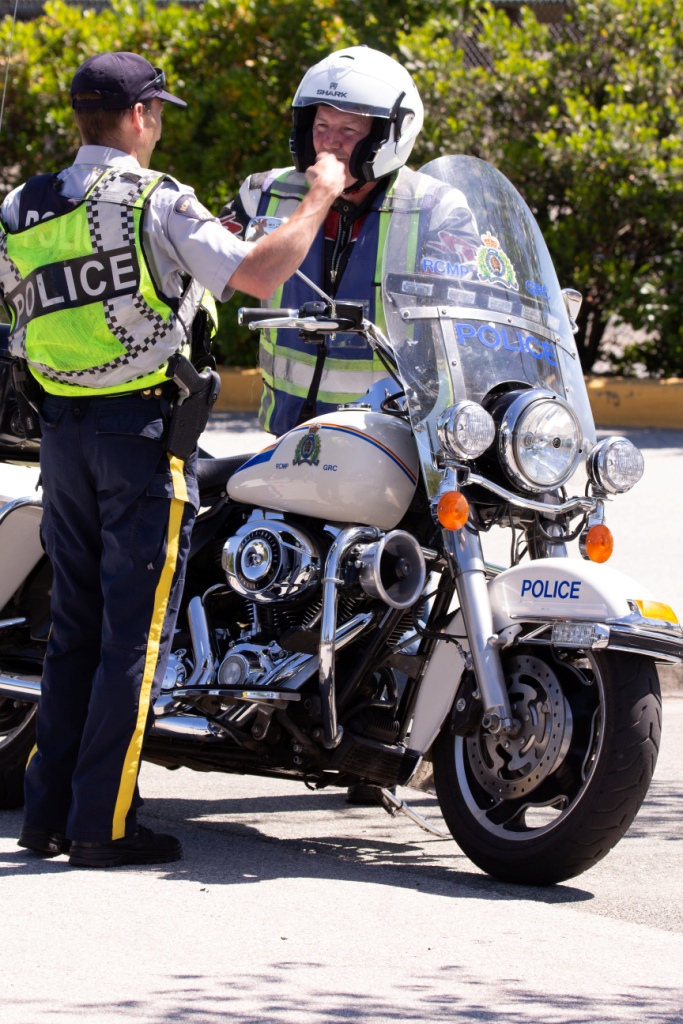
[433,649,661,885]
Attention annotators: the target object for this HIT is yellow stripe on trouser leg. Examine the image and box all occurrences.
[26,743,38,768]
[111,455,188,840]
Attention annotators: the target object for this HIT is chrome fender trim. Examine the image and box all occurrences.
[0,672,41,702]
[518,621,683,663]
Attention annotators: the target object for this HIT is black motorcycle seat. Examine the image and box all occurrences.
[196,453,253,498]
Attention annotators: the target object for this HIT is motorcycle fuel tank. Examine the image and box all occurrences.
[228,410,419,530]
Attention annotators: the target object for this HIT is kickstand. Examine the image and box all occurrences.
[380,788,452,839]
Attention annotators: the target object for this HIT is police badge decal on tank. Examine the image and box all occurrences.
[292,424,321,466]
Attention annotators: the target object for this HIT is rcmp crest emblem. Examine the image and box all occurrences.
[476,232,519,291]
[293,424,321,466]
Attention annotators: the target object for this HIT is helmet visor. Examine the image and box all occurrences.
[293,95,391,118]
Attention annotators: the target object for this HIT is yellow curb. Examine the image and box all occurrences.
[585,376,683,429]
[216,367,683,429]
[215,366,262,412]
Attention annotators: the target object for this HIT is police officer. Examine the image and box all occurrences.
[220,46,479,805]
[0,51,345,867]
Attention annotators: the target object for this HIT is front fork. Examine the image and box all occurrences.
[442,524,519,735]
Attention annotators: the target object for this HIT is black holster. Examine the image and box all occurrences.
[11,359,43,440]
[165,353,221,461]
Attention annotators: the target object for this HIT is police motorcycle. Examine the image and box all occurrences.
[0,155,680,885]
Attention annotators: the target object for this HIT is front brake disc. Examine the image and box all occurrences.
[465,654,572,799]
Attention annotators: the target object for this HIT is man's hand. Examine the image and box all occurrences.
[227,154,345,299]
[305,151,346,199]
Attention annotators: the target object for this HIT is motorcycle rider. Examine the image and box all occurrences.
[219,46,427,438]
[220,45,479,804]
[0,51,346,867]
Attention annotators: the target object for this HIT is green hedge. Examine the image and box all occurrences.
[1,0,681,374]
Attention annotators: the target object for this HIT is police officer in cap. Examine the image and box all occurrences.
[0,51,345,867]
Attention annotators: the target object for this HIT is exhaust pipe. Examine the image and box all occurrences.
[0,598,218,737]
[151,711,214,740]
[0,592,380,744]
[0,668,215,738]
[0,596,213,706]
[182,595,215,689]
[150,595,215,740]
[0,673,41,702]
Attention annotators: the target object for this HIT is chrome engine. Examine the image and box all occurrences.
[155,515,427,730]
[149,516,429,756]
[221,515,322,604]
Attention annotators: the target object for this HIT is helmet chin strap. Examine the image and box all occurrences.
[342,179,368,195]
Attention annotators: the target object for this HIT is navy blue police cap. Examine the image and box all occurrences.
[70,52,187,110]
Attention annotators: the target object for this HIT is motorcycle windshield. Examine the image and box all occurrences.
[382,155,595,498]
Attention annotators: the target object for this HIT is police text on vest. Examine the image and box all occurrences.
[7,246,140,330]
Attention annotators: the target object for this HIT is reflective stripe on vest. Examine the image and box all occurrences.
[256,167,403,431]
[0,168,204,396]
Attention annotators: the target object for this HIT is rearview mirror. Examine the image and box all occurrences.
[244,216,288,242]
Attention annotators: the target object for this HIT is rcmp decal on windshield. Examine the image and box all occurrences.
[476,232,518,291]
[526,279,549,299]
[420,230,520,293]
[454,321,558,368]
[421,258,471,278]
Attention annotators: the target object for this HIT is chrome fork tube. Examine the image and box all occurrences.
[444,525,516,733]
[319,525,380,748]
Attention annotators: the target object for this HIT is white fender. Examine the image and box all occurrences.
[407,557,667,758]
[488,557,661,629]
[0,498,44,613]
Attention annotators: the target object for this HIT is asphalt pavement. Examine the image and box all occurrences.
[1,704,681,1023]
[0,414,682,1023]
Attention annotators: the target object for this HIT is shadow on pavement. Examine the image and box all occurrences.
[140,794,596,907]
[0,800,594,905]
[4,970,683,1023]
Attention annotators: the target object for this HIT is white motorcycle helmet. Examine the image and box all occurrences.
[290,46,424,183]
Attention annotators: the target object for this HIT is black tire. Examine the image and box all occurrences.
[0,698,36,809]
[433,648,661,886]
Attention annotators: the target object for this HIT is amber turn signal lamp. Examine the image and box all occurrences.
[437,491,469,530]
[584,524,614,563]
[634,600,679,624]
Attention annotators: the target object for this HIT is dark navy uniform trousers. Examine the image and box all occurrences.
[23,391,197,842]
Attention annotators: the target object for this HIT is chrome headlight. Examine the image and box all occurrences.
[437,401,496,460]
[587,436,644,494]
[498,389,581,491]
